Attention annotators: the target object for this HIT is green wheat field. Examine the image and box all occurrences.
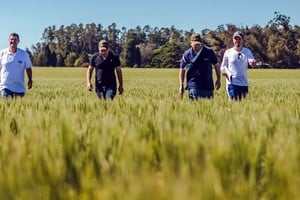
[0,67,299,200]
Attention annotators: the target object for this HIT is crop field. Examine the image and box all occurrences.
[0,67,299,199]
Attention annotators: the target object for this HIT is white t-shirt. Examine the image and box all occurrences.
[221,47,255,86]
[0,48,32,93]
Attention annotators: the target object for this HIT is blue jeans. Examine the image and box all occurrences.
[227,84,248,100]
[0,88,25,98]
[188,89,214,100]
[96,86,116,100]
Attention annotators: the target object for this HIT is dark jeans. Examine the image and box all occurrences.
[96,86,116,100]
[227,84,248,100]
[0,88,25,98]
[188,88,214,100]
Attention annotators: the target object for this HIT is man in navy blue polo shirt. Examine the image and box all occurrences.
[179,33,221,100]
[86,40,123,100]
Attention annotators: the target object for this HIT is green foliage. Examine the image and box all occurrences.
[0,68,299,199]
[151,42,183,68]
[64,52,77,67]
[122,39,141,67]
[30,12,300,68]
[74,52,90,67]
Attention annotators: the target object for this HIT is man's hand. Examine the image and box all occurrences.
[87,82,93,91]
[179,85,184,99]
[249,59,256,67]
[28,80,33,89]
[221,68,232,82]
[118,86,124,95]
[215,79,221,90]
[222,73,232,82]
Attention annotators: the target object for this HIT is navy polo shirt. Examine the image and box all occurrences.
[90,51,121,89]
[180,46,218,90]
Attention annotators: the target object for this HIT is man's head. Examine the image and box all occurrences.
[9,33,19,40]
[98,40,109,56]
[190,33,202,51]
[232,31,244,49]
[233,31,244,40]
[190,33,201,45]
[8,33,20,49]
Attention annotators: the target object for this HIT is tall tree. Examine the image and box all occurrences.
[122,39,141,67]
[151,41,183,68]
[29,13,299,68]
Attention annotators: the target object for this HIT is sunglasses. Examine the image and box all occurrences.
[100,49,108,52]
[238,53,242,60]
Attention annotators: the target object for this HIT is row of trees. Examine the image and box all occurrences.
[28,12,300,68]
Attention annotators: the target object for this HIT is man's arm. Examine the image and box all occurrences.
[214,63,221,90]
[221,67,232,82]
[179,68,185,98]
[220,55,232,82]
[86,66,94,91]
[26,68,33,89]
[116,66,123,94]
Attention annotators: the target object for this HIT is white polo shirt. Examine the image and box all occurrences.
[221,47,255,86]
[0,48,32,93]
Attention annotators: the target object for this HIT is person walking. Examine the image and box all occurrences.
[179,33,221,100]
[220,31,256,100]
[0,33,33,98]
[86,40,123,100]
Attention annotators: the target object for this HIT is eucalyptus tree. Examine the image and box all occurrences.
[268,11,291,31]
[33,42,49,66]
[106,23,122,55]
[295,26,300,63]
[245,25,268,67]
[37,25,57,66]
[265,12,299,67]
[168,25,183,43]
[69,23,81,55]
[83,23,104,54]
[55,25,69,66]
[201,28,226,60]
[137,43,156,67]
[150,41,183,68]
[147,27,162,46]
[160,27,171,46]
[122,38,141,67]
[42,25,56,44]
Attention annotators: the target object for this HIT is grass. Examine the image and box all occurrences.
[0,67,299,199]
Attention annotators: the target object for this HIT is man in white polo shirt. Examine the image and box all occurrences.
[221,31,256,100]
[0,33,33,98]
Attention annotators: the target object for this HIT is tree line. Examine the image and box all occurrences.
[27,12,300,68]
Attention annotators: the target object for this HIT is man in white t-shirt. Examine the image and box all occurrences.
[220,31,256,100]
[0,33,33,98]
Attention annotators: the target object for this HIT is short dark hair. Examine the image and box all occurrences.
[9,33,20,40]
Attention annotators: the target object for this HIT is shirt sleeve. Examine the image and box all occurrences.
[89,54,96,68]
[25,52,33,69]
[245,48,255,62]
[210,49,218,65]
[220,50,228,70]
[180,50,191,68]
[113,55,121,67]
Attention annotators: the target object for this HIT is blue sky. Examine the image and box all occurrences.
[0,0,299,50]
